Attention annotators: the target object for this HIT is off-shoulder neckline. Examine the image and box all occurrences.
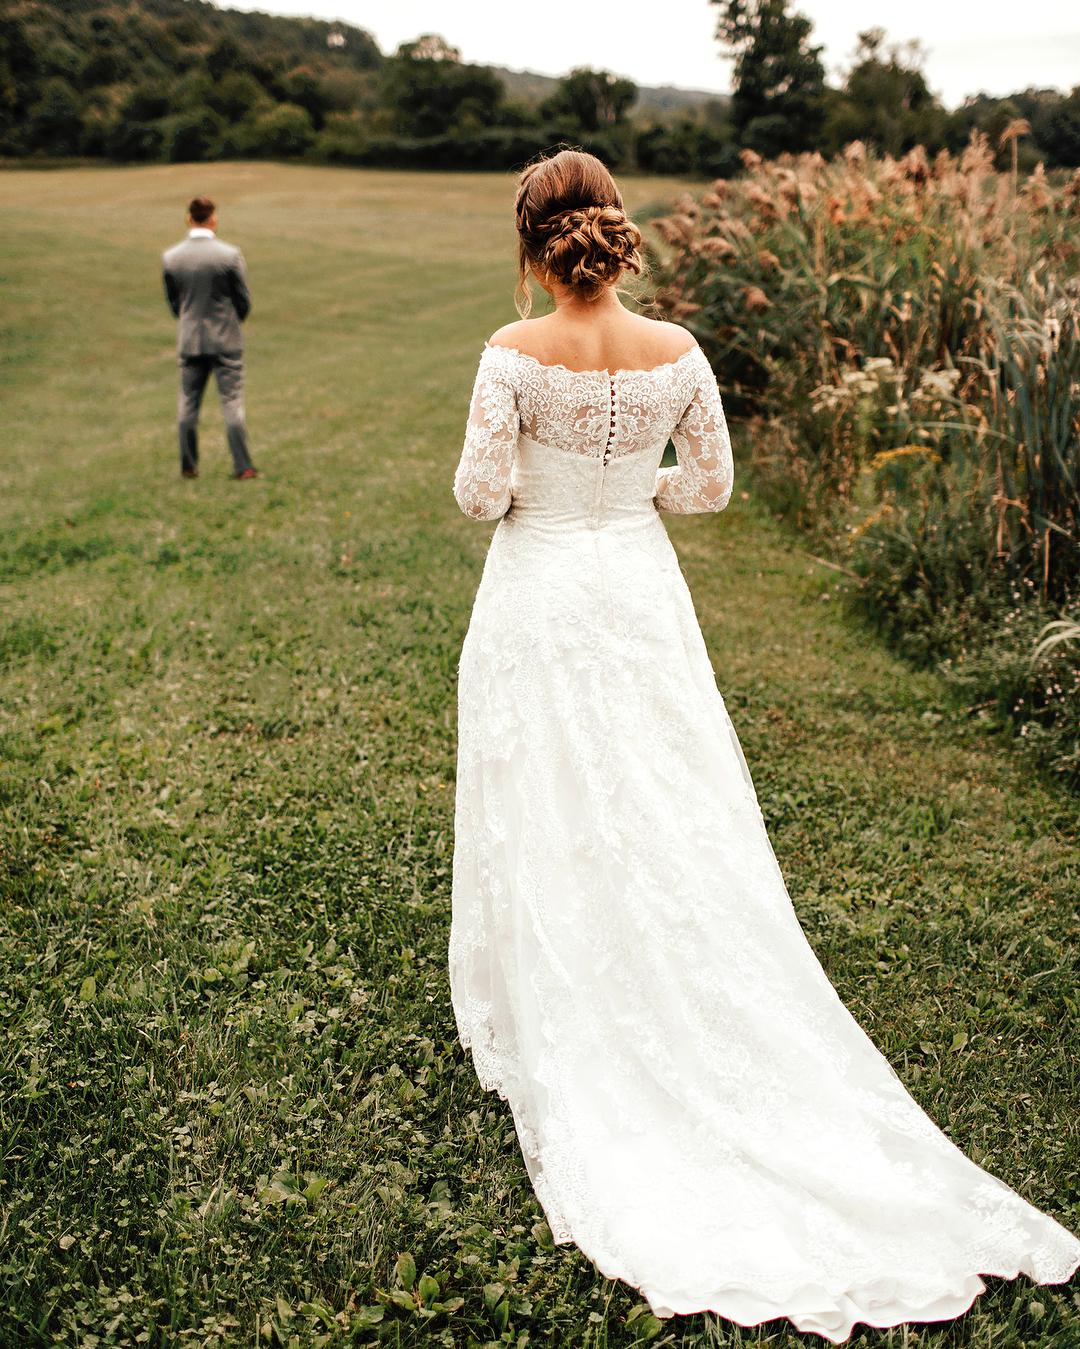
[483,341,703,377]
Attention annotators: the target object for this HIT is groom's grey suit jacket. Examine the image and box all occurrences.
[162,234,252,356]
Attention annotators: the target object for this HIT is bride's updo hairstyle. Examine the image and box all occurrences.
[514,149,644,317]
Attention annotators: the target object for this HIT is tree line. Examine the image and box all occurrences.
[3,0,1078,175]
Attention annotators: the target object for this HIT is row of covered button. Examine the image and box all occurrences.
[603,375,616,465]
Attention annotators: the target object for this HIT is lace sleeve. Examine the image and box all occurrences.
[655,352,733,514]
[453,347,519,521]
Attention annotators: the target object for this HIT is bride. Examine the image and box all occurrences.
[447,148,1079,1342]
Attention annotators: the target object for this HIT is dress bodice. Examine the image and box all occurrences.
[453,342,734,528]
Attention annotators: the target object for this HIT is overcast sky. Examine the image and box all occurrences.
[226,0,1078,108]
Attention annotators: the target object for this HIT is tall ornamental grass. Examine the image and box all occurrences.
[652,135,1080,782]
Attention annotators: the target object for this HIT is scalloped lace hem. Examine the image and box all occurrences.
[631,1261,1078,1344]
[457,1025,1080,1345]
[642,1273,990,1341]
[568,1189,1079,1344]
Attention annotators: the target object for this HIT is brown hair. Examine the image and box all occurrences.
[188,196,216,224]
[514,149,643,317]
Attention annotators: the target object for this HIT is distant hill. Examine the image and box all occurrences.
[5,0,383,81]
[1,0,386,158]
[494,66,730,122]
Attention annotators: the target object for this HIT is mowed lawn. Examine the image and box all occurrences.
[1,162,1077,1349]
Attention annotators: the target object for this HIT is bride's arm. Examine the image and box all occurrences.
[655,361,733,514]
[453,348,519,521]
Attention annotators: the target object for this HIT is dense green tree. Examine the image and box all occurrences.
[637,120,739,176]
[107,84,172,161]
[380,39,503,138]
[282,66,329,129]
[171,68,215,113]
[120,85,172,125]
[0,15,37,153]
[494,98,539,130]
[39,36,83,86]
[248,102,315,157]
[313,110,367,162]
[80,14,131,86]
[208,70,268,124]
[166,11,204,46]
[1031,86,1080,167]
[205,36,246,82]
[168,108,224,163]
[701,97,735,134]
[540,68,638,132]
[974,97,1028,167]
[823,29,952,156]
[951,88,1080,168]
[713,0,827,154]
[318,66,379,116]
[107,116,165,162]
[27,77,84,155]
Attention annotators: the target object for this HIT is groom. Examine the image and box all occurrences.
[162,196,258,480]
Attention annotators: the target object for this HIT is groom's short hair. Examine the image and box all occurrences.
[188,196,216,224]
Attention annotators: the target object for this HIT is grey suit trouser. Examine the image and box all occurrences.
[178,353,254,475]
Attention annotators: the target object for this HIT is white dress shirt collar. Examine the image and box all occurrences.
[188,227,215,239]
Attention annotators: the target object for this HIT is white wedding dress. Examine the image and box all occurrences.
[448,340,1080,1342]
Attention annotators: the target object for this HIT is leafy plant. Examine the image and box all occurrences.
[652,136,1080,781]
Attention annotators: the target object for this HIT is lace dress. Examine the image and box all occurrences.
[448,341,1080,1343]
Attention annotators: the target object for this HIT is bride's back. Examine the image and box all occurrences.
[488,310,697,376]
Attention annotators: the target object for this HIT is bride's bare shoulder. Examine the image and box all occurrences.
[486,318,551,355]
[484,314,698,369]
[632,315,699,360]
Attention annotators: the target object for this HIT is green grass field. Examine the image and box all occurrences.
[1,163,1077,1348]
